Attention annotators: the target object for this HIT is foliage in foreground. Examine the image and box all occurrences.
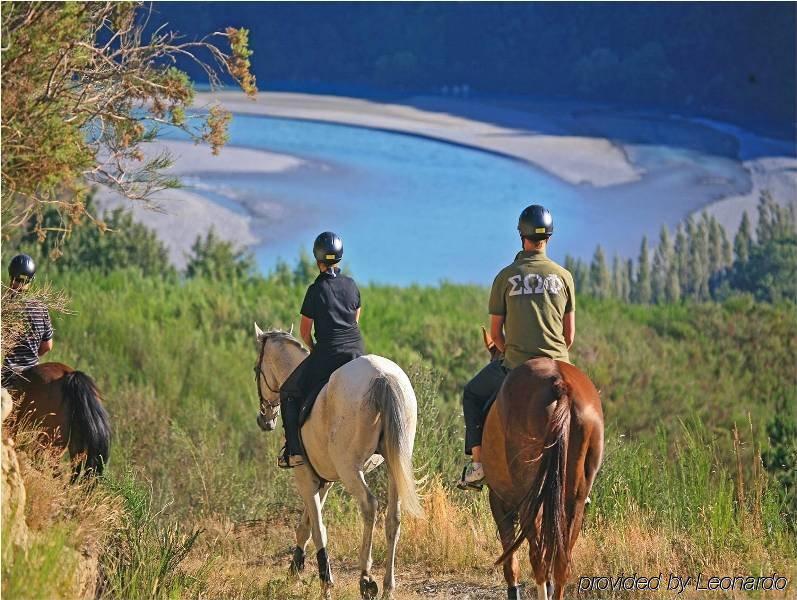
[1,1,256,241]
[2,266,795,596]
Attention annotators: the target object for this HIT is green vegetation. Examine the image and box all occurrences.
[1,1,255,242]
[3,261,790,596]
[569,192,797,304]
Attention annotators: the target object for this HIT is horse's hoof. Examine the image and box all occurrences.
[360,576,379,599]
[289,546,305,576]
[322,580,334,599]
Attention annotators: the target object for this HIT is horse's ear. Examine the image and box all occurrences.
[481,326,494,350]
[254,322,265,341]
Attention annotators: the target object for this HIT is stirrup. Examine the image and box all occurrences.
[278,447,305,469]
[456,465,484,491]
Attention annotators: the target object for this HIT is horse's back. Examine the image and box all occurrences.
[303,354,415,481]
[483,357,602,506]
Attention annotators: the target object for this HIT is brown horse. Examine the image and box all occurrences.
[480,332,603,600]
[8,362,111,478]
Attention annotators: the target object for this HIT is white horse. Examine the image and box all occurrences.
[253,324,423,599]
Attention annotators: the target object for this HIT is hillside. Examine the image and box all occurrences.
[3,268,793,597]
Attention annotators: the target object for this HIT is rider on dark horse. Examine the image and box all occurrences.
[2,254,54,392]
[459,205,576,489]
[279,231,365,468]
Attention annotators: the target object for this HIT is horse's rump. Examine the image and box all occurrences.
[483,358,603,584]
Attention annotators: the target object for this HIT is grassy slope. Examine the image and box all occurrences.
[5,269,796,598]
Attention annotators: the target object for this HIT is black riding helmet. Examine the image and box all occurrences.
[8,253,36,282]
[313,231,344,265]
[518,204,554,240]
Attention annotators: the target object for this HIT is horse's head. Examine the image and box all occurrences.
[253,322,306,432]
[254,322,280,431]
[482,326,501,362]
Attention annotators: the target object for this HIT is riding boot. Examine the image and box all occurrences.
[281,395,303,456]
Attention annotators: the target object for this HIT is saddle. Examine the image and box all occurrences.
[298,380,327,428]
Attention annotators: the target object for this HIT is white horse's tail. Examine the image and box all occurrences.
[366,374,424,517]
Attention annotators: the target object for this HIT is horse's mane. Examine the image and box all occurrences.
[261,328,309,354]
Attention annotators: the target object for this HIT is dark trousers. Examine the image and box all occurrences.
[463,360,508,454]
[280,347,363,456]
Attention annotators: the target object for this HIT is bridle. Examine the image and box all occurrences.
[254,336,281,413]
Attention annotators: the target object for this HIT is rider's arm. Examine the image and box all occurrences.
[490,314,506,354]
[563,311,575,349]
[300,315,314,351]
[38,339,53,356]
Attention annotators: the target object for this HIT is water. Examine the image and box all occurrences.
[162,114,770,285]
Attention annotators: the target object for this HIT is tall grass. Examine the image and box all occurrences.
[3,268,794,597]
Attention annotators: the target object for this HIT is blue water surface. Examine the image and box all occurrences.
[165,115,586,285]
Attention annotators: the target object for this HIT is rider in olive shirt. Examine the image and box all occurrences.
[458,205,576,489]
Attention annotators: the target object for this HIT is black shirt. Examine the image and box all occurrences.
[301,269,363,351]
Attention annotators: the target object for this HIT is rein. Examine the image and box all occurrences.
[254,337,281,410]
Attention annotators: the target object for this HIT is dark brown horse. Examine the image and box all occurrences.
[8,362,111,478]
[481,333,603,600]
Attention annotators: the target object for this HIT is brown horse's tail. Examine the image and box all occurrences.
[496,375,572,581]
[62,371,111,478]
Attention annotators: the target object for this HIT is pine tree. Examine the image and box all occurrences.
[625,259,634,303]
[674,222,689,298]
[721,228,733,271]
[735,211,752,265]
[651,225,672,304]
[634,236,652,304]
[573,259,590,295]
[707,214,723,275]
[757,191,774,244]
[665,260,681,303]
[690,219,710,300]
[612,254,623,299]
[590,245,611,299]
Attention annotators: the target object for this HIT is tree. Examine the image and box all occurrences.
[651,226,673,304]
[611,254,623,300]
[730,235,797,302]
[756,192,775,245]
[625,259,634,303]
[634,236,652,304]
[1,2,256,240]
[185,229,256,282]
[17,197,175,278]
[734,211,752,265]
[686,217,709,300]
[293,249,317,285]
[707,214,724,274]
[589,245,611,299]
[674,223,689,298]
[665,261,681,303]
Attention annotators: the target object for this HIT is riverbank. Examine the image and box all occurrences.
[95,92,796,271]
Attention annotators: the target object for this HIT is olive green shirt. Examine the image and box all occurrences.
[488,249,575,368]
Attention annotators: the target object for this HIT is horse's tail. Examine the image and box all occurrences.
[366,373,424,517]
[62,371,111,478]
[496,374,572,580]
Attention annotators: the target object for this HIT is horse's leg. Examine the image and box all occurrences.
[339,467,379,599]
[382,473,401,599]
[293,467,334,596]
[526,520,548,600]
[489,490,522,599]
[291,482,333,576]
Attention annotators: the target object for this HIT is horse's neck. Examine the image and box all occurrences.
[273,344,308,386]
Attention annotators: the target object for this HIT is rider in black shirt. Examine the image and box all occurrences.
[278,232,365,468]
